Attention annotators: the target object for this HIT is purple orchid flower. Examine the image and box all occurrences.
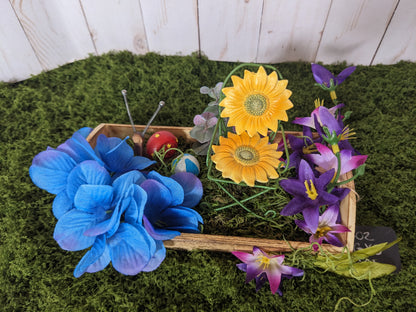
[295,204,350,251]
[306,143,367,178]
[279,160,345,233]
[232,247,304,295]
[311,64,356,89]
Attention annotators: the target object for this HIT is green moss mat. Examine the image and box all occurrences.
[0,52,415,311]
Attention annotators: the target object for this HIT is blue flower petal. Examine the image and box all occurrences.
[95,135,137,173]
[53,209,105,251]
[57,132,104,165]
[112,170,146,202]
[107,223,155,275]
[83,199,124,238]
[142,215,180,240]
[125,156,156,171]
[124,185,147,224]
[52,191,73,219]
[73,235,109,277]
[170,172,203,208]
[74,185,113,213]
[142,240,166,272]
[141,179,172,221]
[75,127,93,138]
[29,150,76,194]
[147,171,184,206]
[66,160,111,201]
[158,206,203,233]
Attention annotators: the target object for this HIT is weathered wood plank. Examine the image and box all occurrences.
[316,0,399,65]
[10,0,96,71]
[79,0,148,55]
[257,0,331,63]
[372,0,416,64]
[0,1,43,82]
[199,0,263,62]
[140,0,199,55]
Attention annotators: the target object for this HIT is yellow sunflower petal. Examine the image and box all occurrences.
[219,67,293,137]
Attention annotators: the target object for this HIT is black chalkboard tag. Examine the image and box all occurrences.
[354,225,401,273]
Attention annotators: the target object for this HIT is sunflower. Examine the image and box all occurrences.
[220,66,293,137]
[211,131,283,187]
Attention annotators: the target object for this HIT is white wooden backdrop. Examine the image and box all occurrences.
[1,0,415,82]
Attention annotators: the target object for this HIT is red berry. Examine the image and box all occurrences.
[145,131,178,159]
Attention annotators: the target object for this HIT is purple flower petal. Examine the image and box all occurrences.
[335,66,356,85]
[280,197,309,216]
[147,171,184,206]
[302,206,320,233]
[311,63,335,87]
[279,179,305,197]
[170,172,203,208]
[141,179,172,220]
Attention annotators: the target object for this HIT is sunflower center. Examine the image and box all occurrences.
[235,146,259,165]
[244,94,268,116]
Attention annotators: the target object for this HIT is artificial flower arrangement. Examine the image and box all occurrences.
[29,63,399,307]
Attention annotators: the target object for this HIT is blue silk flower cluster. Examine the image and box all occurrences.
[29,128,203,277]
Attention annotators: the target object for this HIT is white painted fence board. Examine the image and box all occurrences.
[199,0,263,62]
[372,0,416,64]
[10,0,96,71]
[0,1,43,82]
[316,0,399,65]
[257,0,331,63]
[80,0,148,55]
[140,0,198,56]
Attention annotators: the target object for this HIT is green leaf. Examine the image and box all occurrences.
[313,238,401,280]
[317,261,397,280]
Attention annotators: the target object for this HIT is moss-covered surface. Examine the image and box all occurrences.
[0,52,415,311]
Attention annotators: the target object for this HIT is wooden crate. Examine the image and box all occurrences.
[87,123,356,253]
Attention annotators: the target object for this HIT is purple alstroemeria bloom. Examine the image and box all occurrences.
[293,104,343,130]
[293,105,356,153]
[232,247,304,295]
[295,204,350,251]
[311,63,356,88]
[140,171,204,241]
[279,160,342,233]
[306,143,367,178]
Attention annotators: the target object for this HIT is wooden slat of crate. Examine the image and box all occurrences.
[87,123,356,253]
